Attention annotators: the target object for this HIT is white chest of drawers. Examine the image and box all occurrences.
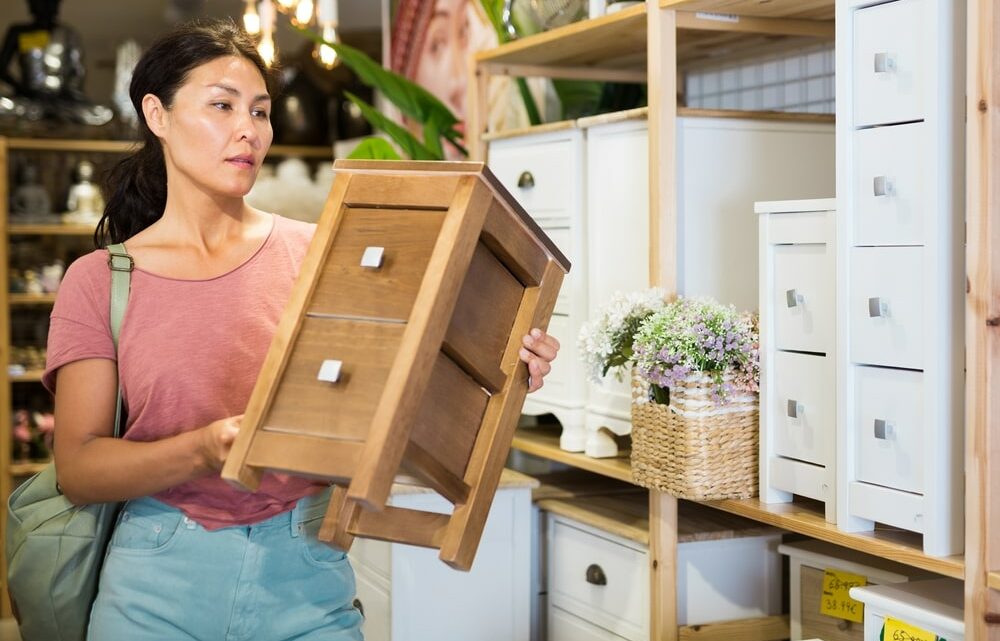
[835,0,965,556]
[758,199,837,522]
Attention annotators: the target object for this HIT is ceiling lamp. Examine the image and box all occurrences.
[243,0,340,68]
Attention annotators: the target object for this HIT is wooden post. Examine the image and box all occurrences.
[0,137,11,619]
[467,57,491,162]
[649,492,679,641]
[965,0,1000,637]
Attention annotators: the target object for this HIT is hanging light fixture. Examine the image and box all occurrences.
[275,0,297,12]
[257,0,277,66]
[314,0,341,69]
[292,0,315,26]
[242,0,261,35]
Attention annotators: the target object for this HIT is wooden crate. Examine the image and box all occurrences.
[221,160,569,570]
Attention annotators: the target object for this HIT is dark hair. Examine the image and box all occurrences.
[95,19,276,247]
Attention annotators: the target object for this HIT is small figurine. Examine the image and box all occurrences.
[40,260,64,293]
[10,162,52,222]
[23,269,43,294]
[9,269,26,293]
[63,160,104,225]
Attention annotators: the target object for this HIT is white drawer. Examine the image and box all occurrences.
[533,313,573,403]
[854,366,924,495]
[354,565,391,641]
[549,517,647,641]
[550,606,631,641]
[488,136,579,218]
[852,122,927,246]
[771,243,835,354]
[853,0,925,127]
[770,351,835,466]
[849,246,924,370]
[543,224,574,315]
[349,537,390,581]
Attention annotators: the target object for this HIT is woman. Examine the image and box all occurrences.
[43,19,559,640]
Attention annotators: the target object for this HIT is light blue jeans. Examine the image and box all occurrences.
[87,489,363,641]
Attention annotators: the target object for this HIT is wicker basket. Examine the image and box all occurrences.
[630,371,759,501]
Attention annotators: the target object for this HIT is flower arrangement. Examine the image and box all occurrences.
[633,297,759,405]
[577,288,667,383]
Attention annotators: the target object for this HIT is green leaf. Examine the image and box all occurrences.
[479,0,505,36]
[345,92,441,160]
[422,119,444,160]
[478,1,542,125]
[552,79,605,120]
[346,137,402,160]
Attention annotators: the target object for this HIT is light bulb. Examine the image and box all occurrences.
[314,23,340,69]
[243,1,260,34]
[292,0,314,26]
[276,0,297,12]
[258,34,276,66]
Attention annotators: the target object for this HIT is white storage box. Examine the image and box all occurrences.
[850,578,964,641]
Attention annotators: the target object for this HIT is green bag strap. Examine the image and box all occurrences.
[106,243,133,439]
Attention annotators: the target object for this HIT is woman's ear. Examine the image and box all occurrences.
[141,93,168,137]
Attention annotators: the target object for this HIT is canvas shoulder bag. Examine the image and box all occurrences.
[6,243,133,641]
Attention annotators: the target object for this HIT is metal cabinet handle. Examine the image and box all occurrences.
[837,620,852,631]
[787,400,804,418]
[353,598,365,618]
[874,52,896,73]
[517,170,535,189]
[873,175,894,197]
[585,563,607,586]
[317,359,343,383]
[868,297,888,318]
[785,289,804,308]
[874,418,894,440]
[360,246,384,269]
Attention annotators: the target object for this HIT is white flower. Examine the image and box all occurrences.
[578,288,667,384]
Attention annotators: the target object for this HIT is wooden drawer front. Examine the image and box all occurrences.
[550,607,631,641]
[353,565,391,641]
[854,366,925,495]
[772,243,834,354]
[310,207,445,322]
[852,123,927,246]
[849,247,924,370]
[771,351,835,466]
[853,0,925,127]
[263,317,403,441]
[800,566,865,641]
[488,137,579,218]
[549,518,648,640]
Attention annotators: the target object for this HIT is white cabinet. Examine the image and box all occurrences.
[850,579,964,641]
[758,199,837,522]
[491,115,834,458]
[348,481,533,641]
[835,0,965,556]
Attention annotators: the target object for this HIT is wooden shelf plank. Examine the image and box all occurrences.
[9,461,48,476]
[9,223,95,236]
[9,293,57,305]
[269,144,333,159]
[662,0,833,20]
[9,370,44,383]
[511,428,633,483]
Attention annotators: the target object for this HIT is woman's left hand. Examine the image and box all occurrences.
[519,328,560,393]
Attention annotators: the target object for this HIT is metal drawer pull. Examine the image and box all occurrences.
[360,246,384,269]
[787,400,804,418]
[317,359,343,383]
[874,418,895,440]
[517,170,535,189]
[785,289,804,308]
[874,52,896,73]
[868,297,889,318]
[585,563,607,586]
[873,175,894,197]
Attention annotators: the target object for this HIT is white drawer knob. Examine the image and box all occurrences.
[787,400,804,418]
[868,297,889,318]
[785,289,804,308]
[360,246,384,269]
[873,52,896,74]
[317,359,343,383]
[873,418,894,440]
[873,175,894,197]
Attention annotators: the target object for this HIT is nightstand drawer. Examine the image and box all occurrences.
[772,243,835,354]
[771,351,835,466]
[549,517,648,641]
[852,122,927,246]
[800,565,864,641]
[849,247,924,370]
[854,365,924,495]
[550,606,631,641]
[488,135,580,217]
[853,0,925,127]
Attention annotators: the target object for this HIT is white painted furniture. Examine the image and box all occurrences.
[779,540,931,641]
[758,199,837,522]
[348,472,535,641]
[850,579,964,641]
[490,114,834,458]
[835,0,966,556]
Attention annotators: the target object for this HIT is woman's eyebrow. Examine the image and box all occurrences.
[208,83,270,102]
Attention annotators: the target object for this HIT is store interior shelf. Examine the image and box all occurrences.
[9,293,57,305]
[8,224,95,236]
[9,461,48,476]
[9,370,44,383]
[990,571,1000,592]
[513,425,964,579]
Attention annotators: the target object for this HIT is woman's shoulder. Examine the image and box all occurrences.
[63,249,114,286]
[272,214,317,243]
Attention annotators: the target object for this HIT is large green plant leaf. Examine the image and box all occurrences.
[347,137,402,160]
[344,91,440,160]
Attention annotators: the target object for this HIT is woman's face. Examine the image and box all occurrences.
[155,55,272,201]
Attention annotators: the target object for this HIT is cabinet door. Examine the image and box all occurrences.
[770,351,835,466]
[853,0,925,127]
[771,243,835,354]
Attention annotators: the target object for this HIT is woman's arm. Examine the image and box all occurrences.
[53,358,241,505]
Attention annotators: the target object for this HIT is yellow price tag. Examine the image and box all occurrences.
[820,568,867,623]
[884,616,938,641]
[18,30,50,53]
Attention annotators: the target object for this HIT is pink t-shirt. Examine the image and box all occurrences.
[43,214,325,529]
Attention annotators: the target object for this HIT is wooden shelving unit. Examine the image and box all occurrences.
[9,223,95,236]
[9,370,44,383]
[9,293,57,305]
[9,461,48,477]
[513,428,633,483]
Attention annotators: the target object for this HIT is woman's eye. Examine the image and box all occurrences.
[213,102,231,111]
[252,109,269,119]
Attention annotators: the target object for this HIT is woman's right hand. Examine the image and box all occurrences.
[198,415,243,472]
